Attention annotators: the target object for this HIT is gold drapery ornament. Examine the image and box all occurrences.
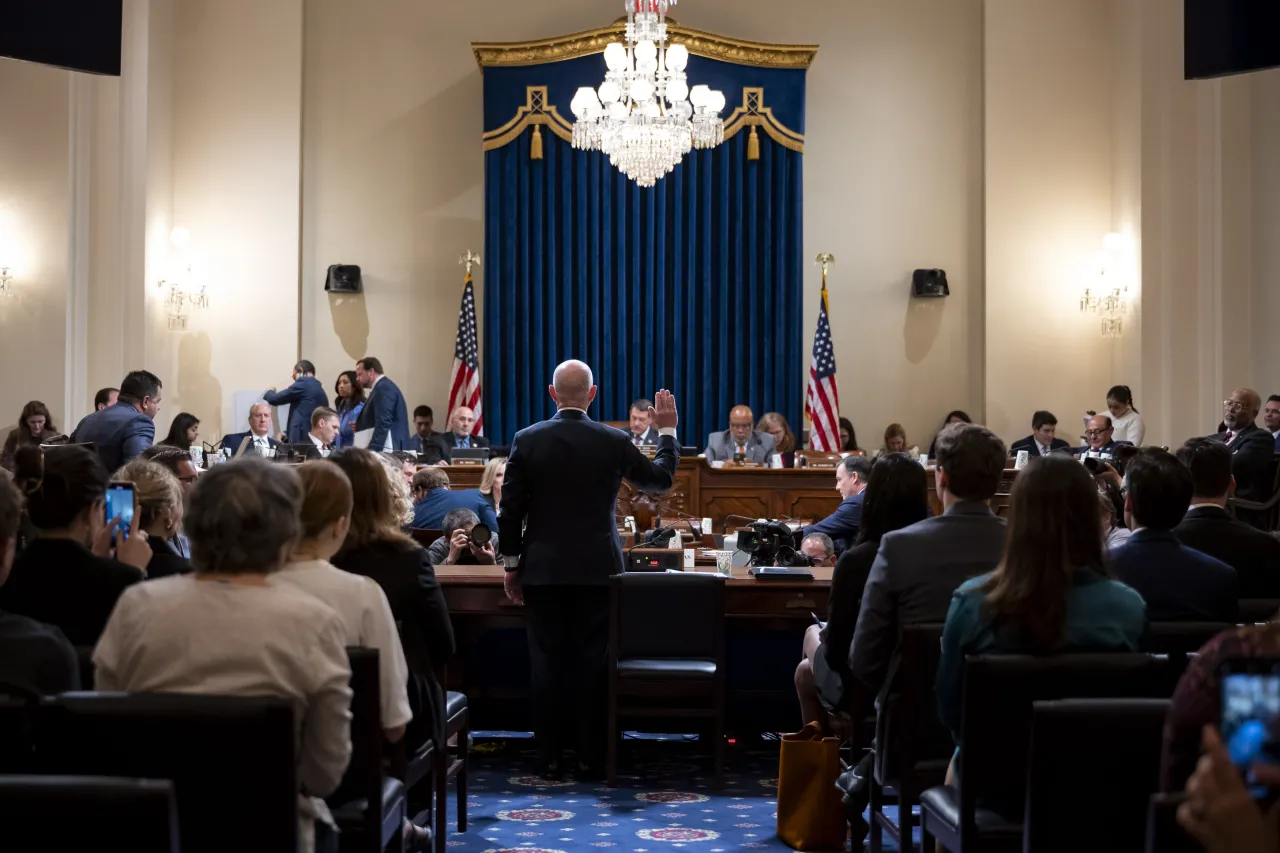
[747,126,760,161]
[483,86,574,152]
[530,124,544,160]
[722,88,804,153]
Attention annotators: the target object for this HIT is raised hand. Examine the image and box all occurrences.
[649,389,679,431]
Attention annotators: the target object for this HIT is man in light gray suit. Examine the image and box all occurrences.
[705,405,776,463]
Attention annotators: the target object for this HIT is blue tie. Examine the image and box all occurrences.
[460,437,470,449]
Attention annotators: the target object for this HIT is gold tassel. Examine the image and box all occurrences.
[530,124,544,160]
[747,125,760,161]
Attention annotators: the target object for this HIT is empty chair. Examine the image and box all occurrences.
[1146,623,1232,656]
[0,775,179,852]
[1239,599,1280,622]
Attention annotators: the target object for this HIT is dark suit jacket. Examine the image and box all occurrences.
[218,432,283,457]
[145,537,191,580]
[1009,435,1073,457]
[803,491,865,554]
[354,376,410,452]
[704,429,775,464]
[1071,439,1133,456]
[411,487,499,532]
[263,376,329,444]
[1213,423,1275,507]
[0,538,143,646]
[1175,505,1280,599]
[848,501,1006,711]
[1110,529,1239,622]
[69,403,155,473]
[629,426,660,447]
[423,432,492,465]
[499,409,677,585]
[332,540,455,749]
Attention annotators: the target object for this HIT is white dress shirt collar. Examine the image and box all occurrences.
[308,432,328,457]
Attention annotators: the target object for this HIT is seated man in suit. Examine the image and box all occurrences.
[628,398,659,446]
[70,370,163,473]
[1213,388,1276,529]
[1072,414,1133,457]
[410,466,498,532]
[424,406,491,464]
[705,405,775,463]
[426,508,499,566]
[263,359,329,444]
[799,532,836,567]
[1175,437,1280,599]
[303,407,340,459]
[220,402,283,458]
[1265,395,1280,451]
[354,356,410,452]
[1009,410,1072,458]
[802,455,872,554]
[1111,447,1238,621]
[406,405,440,455]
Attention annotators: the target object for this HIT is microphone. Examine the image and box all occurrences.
[722,514,761,534]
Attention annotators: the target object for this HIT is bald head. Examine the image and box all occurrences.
[550,360,597,410]
[729,405,754,444]
[1225,387,1261,429]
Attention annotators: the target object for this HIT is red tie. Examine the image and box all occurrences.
[1225,431,1235,443]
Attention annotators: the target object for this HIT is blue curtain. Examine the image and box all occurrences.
[483,129,803,446]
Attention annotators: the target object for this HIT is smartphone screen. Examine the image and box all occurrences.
[1221,661,1280,795]
[105,482,135,542]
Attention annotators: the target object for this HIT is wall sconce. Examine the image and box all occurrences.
[1079,232,1133,339]
[157,227,209,329]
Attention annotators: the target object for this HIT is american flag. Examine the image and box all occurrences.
[447,272,483,436]
[805,286,840,451]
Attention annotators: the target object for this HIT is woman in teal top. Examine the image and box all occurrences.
[936,454,1148,740]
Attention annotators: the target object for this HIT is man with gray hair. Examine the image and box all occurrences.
[427,508,497,566]
[219,402,283,458]
[800,532,836,567]
[500,359,680,779]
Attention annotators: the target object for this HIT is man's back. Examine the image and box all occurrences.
[411,488,498,532]
[1111,529,1239,621]
[70,403,154,473]
[1175,506,1280,599]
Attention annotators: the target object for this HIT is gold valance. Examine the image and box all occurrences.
[483,86,574,152]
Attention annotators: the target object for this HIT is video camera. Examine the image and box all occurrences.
[736,520,810,567]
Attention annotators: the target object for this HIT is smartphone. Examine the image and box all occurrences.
[1220,659,1280,796]
[104,482,135,542]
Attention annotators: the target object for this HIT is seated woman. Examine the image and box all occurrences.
[757,412,797,467]
[795,453,928,729]
[1,401,60,472]
[927,410,971,459]
[936,454,1147,748]
[838,417,860,454]
[0,445,150,646]
[479,456,506,512]
[114,459,190,579]
[93,458,353,853]
[329,448,455,754]
[159,412,200,451]
[876,423,919,458]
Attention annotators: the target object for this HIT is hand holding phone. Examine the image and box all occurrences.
[104,482,135,543]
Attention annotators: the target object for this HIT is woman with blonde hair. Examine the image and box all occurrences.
[756,413,797,468]
[877,423,918,458]
[373,451,415,526]
[479,456,507,511]
[114,458,189,579]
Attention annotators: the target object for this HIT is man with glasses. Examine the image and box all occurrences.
[1212,388,1275,529]
[1073,414,1131,457]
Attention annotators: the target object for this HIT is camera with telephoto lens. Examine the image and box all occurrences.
[736,520,805,567]
[460,522,492,547]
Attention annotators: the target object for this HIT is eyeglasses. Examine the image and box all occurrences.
[1084,429,1112,437]
[1223,401,1247,412]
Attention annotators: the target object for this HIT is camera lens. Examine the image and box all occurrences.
[470,522,492,547]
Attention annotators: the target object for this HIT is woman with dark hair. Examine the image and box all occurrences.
[757,412,797,467]
[160,412,200,450]
[838,417,859,454]
[928,410,972,459]
[1105,384,1144,445]
[795,453,929,728]
[1,401,60,472]
[936,454,1147,741]
[329,448,454,754]
[0,445,150,645]
[333,370,367,449]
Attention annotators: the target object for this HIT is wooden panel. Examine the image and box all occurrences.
[782,493,842,523]
[445,467,485,489]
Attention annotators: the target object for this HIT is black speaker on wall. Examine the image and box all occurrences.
[0,0,123,75]
[911,269,949,298]
[324,264,362,294]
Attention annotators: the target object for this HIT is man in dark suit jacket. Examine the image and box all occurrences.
[627,399,660,446]
[410,467,499,532]
[500,361,678,777]
[705,405,775,463]
[219,402,284,458]
[263,359,329,444]
[423,406,491,464]
[1071,414,1134,457]
[1009,410,1073,458]
[70,370,162,473]
[1174,437,1280,599]
[1213,388,1276,529]
[354,356,410,453]
[1111,447,1238,621]
[803,455,872,553]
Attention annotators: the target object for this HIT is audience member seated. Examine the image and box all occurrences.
[876,422,919,458]
[158,412,200,451]
[757,412,798,467]
[1009,410,1072,458]
[937,454,1147,741]
[0,474,79,696]
[407,405,439,454]
[1098,480,1131,553]
[264,359,329,444]
[479,456,506,512]
[220,401,283,458]
[332,370,366,450]
[802,455,872,553]
[93,458,353,853]
[329,448,455,753]
[114,459,189,579]
[427,508,500,566]
[1073,414,1132,457]
[394,451,418,485]
[1174,437,1280,598]
[1,401,60,472]
[305,407,340,459]
[1265,394,1280,451]
[140,446,199,493]
[1213,387,1276,530]
[838,417,860,454]
[424,406,490,464]
[799,532,836,567]
[0,445,149,645]
[705,405,775,463]
[1111,448,1238,622]
[795,453,927,730]
[70,370,163,473]
[1105,384,1146,445]
[627,399,659,446]
[411,466,499,532]
[926,410,970,459]
[374,452,416,527]
[93,387,118,412]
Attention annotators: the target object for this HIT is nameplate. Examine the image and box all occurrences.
[451,460,484,466]
[724,461,765,469]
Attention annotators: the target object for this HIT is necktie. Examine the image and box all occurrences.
[460,437,470,449]
[737,444,746,455]
[1225,431,1235,444]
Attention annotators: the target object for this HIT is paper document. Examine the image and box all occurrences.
[354,428,374,449]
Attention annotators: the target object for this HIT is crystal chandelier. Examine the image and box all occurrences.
[570,0,726,188]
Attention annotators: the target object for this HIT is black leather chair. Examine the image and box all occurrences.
[1239,599,1280,623]
[0,689,39,773]
[1146,622,1232,673]
[328,647,406,853]
[1023,699,1169,853]
[433,688,469,853]
[868,623,952,853]
[1146,793,1202,853]
[607,572,726,786]
[34,692,297,853]
[0,775,179,851]
[1230,454,1280,531]
[919,653,1182,853]
[73,645,95,689]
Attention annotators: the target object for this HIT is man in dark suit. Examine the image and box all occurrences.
[423,406,491,464]
[1071,414,1133,457]
[70,370,162,473]
[263,359,329,444]
[500,361,679,778]
[1213,388,1276,529]
[1264,395,1280,452]
[803,455,872,554]
[1009,410,1072,458]
[705,405,775,463]
[1174,437,1280,598]
[628,399,660,446]
[1111,448,1238,621]
[410,467,498,532]
[406,405,441,454]
[354,356,410,453]
[219,402,284,458]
